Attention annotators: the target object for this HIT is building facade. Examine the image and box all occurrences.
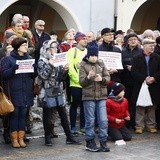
[0,0,159,39]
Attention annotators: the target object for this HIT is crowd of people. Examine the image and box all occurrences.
[0,13,160,152]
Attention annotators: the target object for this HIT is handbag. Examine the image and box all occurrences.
[45,87,65,108]
[136,81,153,107]
[0,86,14,116]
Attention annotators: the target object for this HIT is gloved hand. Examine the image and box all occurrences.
[12,64,19,70]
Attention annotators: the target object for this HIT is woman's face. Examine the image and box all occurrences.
[50,42,58,56]
[18,43,28,55]
[14,22,23,32]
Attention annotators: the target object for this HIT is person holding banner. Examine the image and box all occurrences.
[99,27,122,93]
[38,39,81,146]
[1,37,36,148]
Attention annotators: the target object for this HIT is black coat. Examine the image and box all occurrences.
[120,45,143,86]
[131,53,160,105]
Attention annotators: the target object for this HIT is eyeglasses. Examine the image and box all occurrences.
[39,24,44,27]
[50,47,57,49]
[103,33,114,36]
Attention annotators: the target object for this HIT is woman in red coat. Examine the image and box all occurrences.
[106,82,132,142]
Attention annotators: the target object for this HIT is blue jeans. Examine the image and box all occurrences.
[10,106,28,132]
[83,100,108,142]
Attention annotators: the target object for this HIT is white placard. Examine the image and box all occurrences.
[16,59,35,74]
[99,51,123,69]
[52,52,67,67]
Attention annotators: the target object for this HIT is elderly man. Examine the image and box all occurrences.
[120,33,143,129]
[32,19,51,63]
[131,39,160,134]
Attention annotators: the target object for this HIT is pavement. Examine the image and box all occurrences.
[0,123,160,160]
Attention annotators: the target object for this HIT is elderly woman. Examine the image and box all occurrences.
[1,37,36,148]
[37,39,81,146]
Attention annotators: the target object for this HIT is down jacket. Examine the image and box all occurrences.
[79,57,110,100]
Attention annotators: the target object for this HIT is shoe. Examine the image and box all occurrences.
[45,137,53,146]
[51,134,58,138]
[66,137,82,145]
[100,141,110,152]
[147,128,158,133]
[135,128,143,134]
[3,132,11,144]
[85,139,99,152]
[71,127,78,136]
[79,128,85,134]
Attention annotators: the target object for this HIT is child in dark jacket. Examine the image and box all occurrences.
[106,82,132,143]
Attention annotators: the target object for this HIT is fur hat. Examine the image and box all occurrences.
[101,28,114,36]
[11,37,27,51]
[5,31,16,39]
[111,82,125,96]
[127,33,138,41]
[75,32,86,41]
[87,40,99,57]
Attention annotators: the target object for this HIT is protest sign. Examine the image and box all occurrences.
[52,52,67,67]
[99,51,123,69]
[16,59,35,74]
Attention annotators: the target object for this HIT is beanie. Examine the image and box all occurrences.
[127,33,138,41]
[75,32,86,41]
[101,28,114,36]
[11,37,27,51]
[87,40,99,57]
[111,82,125,96]
[5,31,16,39]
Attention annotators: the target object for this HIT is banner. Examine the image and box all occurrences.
[16,59,35,74]
[99,51,123,69]
[52,52,67,67]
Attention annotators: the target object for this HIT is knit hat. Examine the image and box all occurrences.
[75,32,86,41]
[11,37,27,51]
[111,82,125,96]
[127,33,138,41]
[101,27,114,36]
[87,40,99,57]
[5,31,16,39]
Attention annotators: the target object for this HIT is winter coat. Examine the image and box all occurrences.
[67,47,87,88]
[120,45,143,86]
[32,29,51,63]
[1,50,35,107]
[131,53,160,105]
[79,57,110,100]
[106,97,130,128]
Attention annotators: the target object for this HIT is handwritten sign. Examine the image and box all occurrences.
[99,51,123,69]
[16,59,35,74]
